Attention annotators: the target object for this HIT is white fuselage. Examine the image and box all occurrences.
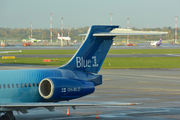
[57,33,71,41]
[58,36,71,41]
[150,41,159,46]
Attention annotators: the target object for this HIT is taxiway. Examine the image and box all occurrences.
[0,64,180,120]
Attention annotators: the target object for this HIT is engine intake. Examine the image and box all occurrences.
[39,77,95,101]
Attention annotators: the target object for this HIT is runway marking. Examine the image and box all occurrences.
[166,54,180,57]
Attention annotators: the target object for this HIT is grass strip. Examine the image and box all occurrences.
[102,57,180,69]
[0,57,180,69]
[0,58,70,66]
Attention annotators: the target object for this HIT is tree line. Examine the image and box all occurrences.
[0,26,179,41]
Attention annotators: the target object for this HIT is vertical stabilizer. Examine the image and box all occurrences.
[157,36,162,46]
[60,25,118,73]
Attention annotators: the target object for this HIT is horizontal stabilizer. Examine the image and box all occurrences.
[93,28,168,36]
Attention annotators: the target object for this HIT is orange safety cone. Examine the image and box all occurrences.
[96,111,99,119]
[67,108,70,116]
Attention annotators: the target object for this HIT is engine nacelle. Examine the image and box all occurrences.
[39,77,95,101]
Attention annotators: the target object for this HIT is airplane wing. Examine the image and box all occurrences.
[0,102,142,113]
[0,50,22,54]
[93,28,168,36]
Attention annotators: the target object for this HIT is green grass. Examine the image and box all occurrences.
[102,57,180,69]
[1,49,180,55]
[1,57,180,69]
[0,58,70,66]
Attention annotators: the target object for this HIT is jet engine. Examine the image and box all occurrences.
[39,77,95,101]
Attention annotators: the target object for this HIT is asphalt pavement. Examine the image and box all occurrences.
[1,65,180,120]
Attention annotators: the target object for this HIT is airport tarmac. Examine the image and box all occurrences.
[1,64,180,120]
[0,43,180,50]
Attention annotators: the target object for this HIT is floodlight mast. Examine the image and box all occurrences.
[175,15,178,43]
[61,17,64,46]
[110,13,113,25]
[31,23,32,39]
[50,13,53,43]
[127,18,130,44]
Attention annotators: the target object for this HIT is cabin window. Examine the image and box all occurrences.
[3,84,6,89]
[8,84,10,88]
[29,83,31,87]
[37,83,39,87]
[0,85,1,89]
[16,84,19,88]
[25,83,27,87]
[12,84,14,88]
[21,83,23,88]
[33,83,35,87]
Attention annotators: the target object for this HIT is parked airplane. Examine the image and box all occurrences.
[22,37,41,43]
[0,25,167,120]
[57,32,71,41]
[150,36,162,46]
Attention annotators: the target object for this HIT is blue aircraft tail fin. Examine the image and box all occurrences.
[59,25,119,73]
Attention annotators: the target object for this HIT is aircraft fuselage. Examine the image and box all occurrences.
[0,68,100,103]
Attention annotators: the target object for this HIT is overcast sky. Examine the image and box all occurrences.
[0,0,180,29]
